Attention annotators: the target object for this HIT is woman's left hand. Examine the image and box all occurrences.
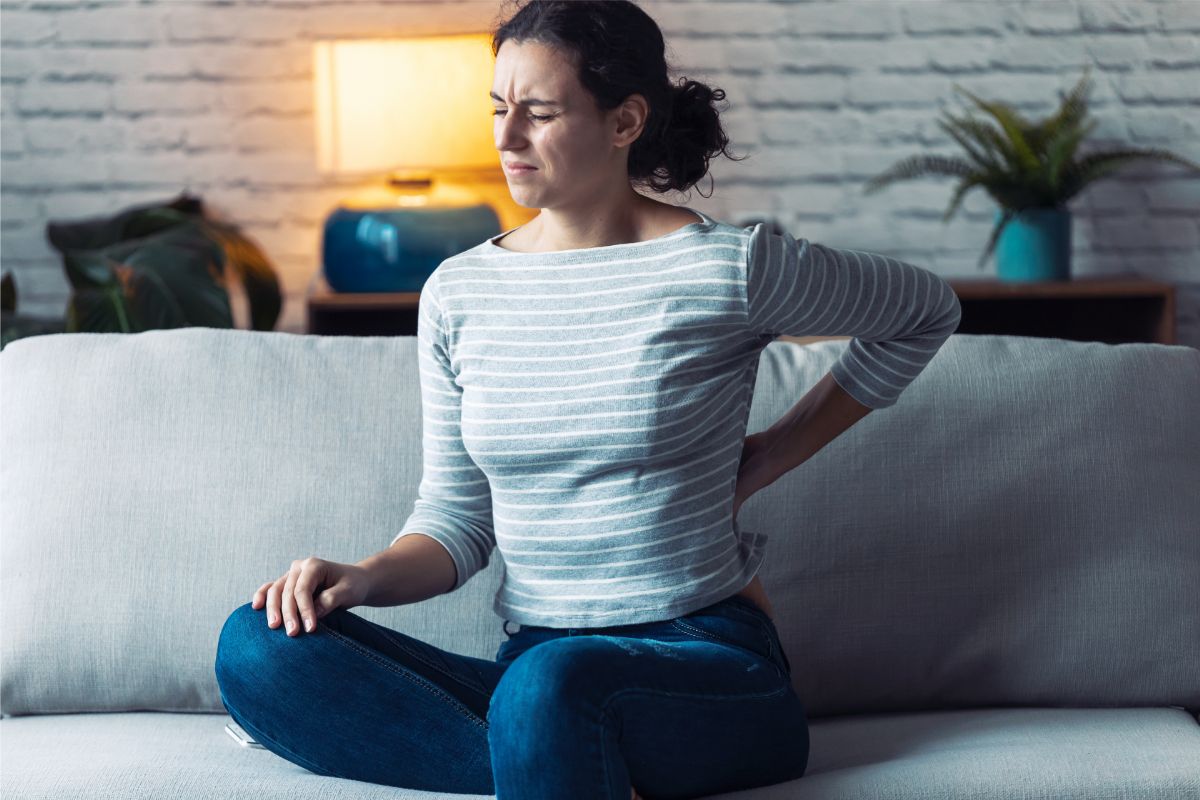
[733,431,775,524]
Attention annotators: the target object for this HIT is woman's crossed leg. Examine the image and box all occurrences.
[213,599,808,799]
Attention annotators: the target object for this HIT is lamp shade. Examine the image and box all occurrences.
[313,34,499,176]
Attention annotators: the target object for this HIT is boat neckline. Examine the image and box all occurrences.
[484,207,715,256]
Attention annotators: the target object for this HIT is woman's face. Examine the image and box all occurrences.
[491,39,644,209]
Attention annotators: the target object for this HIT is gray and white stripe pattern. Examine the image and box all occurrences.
[393,208,961,627]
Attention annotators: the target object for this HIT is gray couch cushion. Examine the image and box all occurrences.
[744,335,1200,717]
[1,330,1197,718]
[2,707,1197,798]
[0,329,512,717]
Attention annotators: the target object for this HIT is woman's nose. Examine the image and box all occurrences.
[495,114,525,149]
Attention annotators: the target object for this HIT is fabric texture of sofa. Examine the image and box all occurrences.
[2,328,1198,799]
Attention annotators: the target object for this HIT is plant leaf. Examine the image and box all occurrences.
[862,154,975,194]
[1031,66,1095,149]
[1060,147,1200,200]
[1046,118,1098,194]
[977,208,1016,271]
[942,176,986,223]
[198,217,282,331]
[953,84,1041,176]
[1,270,16,312]
[45,190,205,254]
[936,113,1004,173]
[62,221,233,331]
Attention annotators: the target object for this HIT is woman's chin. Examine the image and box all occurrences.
[507,187,543,204]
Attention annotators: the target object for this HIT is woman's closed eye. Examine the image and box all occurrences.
[493,110,554,121]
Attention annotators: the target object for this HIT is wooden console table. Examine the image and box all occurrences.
[786,274,1175,346]
[307,272,1176,346]
[944,273,1175,345]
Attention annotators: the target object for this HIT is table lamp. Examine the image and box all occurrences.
[313,34,503,293]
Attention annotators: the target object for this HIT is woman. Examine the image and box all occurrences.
[214,2,961,798]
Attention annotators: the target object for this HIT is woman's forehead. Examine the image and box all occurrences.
[493,40,576,93]
[490,75,575,105]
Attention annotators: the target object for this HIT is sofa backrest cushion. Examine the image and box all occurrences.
[1,329,1196,718]
[745,334,1199,717]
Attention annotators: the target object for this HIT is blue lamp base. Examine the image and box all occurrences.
[321,202,502,293]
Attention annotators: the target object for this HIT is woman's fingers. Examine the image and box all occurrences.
[250,580,273,609]
[253,560,334,636]
[292,559,321,633]
[265,574,286,628]
[281,563,302,636]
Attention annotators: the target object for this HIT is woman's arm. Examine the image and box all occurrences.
[355,533,458,608]
[744,224,962,410]
[736,371,872,512]
[735,223,961,509]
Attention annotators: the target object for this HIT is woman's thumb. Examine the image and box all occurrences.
[314,590,337,617]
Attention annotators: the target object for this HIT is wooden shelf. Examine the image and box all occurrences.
[944,272,1174,345]
[307,271,1176,346]
[306,273,420,336]
[948,274,1173,299]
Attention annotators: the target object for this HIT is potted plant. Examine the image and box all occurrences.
[862,65,1200,281]
[1,191,283,351]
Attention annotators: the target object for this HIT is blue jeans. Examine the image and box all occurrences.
[214,593,809,799]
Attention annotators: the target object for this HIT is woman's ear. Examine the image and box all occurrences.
[611,93,650,148]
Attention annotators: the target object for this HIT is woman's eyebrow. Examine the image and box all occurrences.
[489,91,560,107]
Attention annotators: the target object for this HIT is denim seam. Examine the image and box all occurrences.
[719,601,792,678]
[602,681,792,712]
[775,638,793,677]
[724,604,780,640]
[764,630,786,681]
[671,618,772,656]
[672,618,788,681]
[600,702,615,800]
[373,625,489,696]
[220,690,345,779]
[319,623,488,729]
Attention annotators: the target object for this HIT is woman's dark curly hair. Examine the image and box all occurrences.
[490,0,747,198]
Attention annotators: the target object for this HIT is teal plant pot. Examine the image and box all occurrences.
[993,206,1072,282]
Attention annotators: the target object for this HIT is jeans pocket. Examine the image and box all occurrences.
[750,615,792,678]
[670,613,775,667]
[719,597,794,676]
[719,595,774,628]
[773,632,793,677]
[676,597,794,678]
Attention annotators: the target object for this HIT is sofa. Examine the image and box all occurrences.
[2,327,1198,799]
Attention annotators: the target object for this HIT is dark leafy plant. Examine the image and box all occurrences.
[862,65,1200,270]
[1,191,282,351]
[1,270,68,348]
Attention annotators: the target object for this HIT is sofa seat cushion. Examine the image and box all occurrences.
[2,707,1197,799]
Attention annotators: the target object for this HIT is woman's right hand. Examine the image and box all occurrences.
[251,556,372,637]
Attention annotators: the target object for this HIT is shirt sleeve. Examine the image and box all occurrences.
[745,223,962,410]
[391,273,497,592]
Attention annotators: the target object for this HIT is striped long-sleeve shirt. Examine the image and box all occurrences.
[392,207,961,628]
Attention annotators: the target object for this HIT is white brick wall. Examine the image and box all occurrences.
[2,0,1197,345]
